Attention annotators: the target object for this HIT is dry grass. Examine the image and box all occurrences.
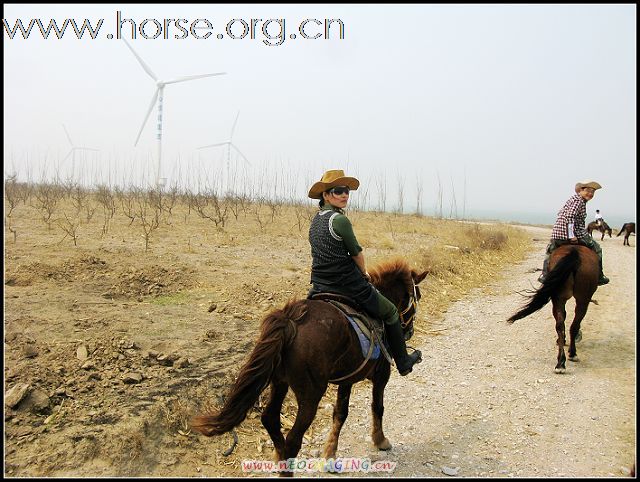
[4,186,532,328]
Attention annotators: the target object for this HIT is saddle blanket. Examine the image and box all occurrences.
[345,314,381,360]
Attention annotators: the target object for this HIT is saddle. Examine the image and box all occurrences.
[309,293,392,365]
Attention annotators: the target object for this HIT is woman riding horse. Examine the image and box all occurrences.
[307,169,422,375]
[538,181,609,286]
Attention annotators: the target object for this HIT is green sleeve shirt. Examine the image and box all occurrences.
[331,212,362,256]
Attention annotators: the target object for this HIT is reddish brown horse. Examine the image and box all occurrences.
[192,259,427,474]
[617,222,635,246]
[508,245,599,373]
[587,220,612,240]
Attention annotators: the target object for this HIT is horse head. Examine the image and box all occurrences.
[369,259,428,341]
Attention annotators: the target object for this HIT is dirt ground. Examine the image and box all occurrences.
[4,214,635,477]
[312,225,636,478]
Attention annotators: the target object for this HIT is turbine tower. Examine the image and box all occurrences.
[122,38,226,189]
[61,123,98,183]
[198,110,251,192]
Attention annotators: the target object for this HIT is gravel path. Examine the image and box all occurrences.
[308,226,636,477]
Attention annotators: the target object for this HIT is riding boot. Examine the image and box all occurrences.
[598,259,610,286]
[386,321,422,376]
[538,257,549,283]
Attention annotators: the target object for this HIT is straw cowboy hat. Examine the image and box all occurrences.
[308,170,360,199]
[574,181,602,194]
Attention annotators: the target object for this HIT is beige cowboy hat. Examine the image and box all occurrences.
[574,181,602,194]
[308,169,360,199]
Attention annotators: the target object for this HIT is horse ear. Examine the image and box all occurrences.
[411,269,429,285]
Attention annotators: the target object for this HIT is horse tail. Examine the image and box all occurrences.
[508,248,581,323]
[191,300,306,436]
[617,224,625,236]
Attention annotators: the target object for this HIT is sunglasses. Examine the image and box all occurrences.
[328,186,350,196]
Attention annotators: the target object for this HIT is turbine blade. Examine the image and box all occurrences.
[229,110,240,141]
[135,88,159,146]
[230,143,250,166]
[62,124,74,147]
[198,141,228,150]
[163,72,226,85]
[122,38,158,81]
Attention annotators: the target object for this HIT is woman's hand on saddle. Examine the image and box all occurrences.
[569,237,579,244]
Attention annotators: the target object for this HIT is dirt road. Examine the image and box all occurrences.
[302,226,636,477]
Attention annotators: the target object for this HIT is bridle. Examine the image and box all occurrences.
[398,279,419,329]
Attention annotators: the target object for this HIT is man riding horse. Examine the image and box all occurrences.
[538,181,610,286]
[594,209,603,227]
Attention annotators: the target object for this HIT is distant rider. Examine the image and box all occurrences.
[538,181,609,286]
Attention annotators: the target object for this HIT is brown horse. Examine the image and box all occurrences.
[191,259,428,475]
[508,245,599,373]
[617,222,635,246]
[587,220,612,240]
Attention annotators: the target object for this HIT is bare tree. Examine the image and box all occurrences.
[135,191,161,251]
[435,172,443,219]
[415,175,423,217]
[96,184,117,236]
[193,189,229,229]
[396,173,405,215]
[34,181,63,230]
[449,175,458,219]
[4,174,20,219]
[118,186,139,226]
[58,211,81,247]
[376,174,387,213]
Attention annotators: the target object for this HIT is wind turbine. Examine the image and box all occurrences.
[122,38,226,189]
[61,123,99,183]
[198,110,251,192]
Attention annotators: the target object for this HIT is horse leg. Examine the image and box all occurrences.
[281,389,325,475]
[568,301,589,362]
[553,300,567,373]
[323,383,352,459]
[371,363,392,451]
[261,380,289,462]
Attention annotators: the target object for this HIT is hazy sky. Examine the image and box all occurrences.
[3,4,636,225]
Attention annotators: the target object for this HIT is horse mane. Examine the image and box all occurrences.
[369,258,413,293]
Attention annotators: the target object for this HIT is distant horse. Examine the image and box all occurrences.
[587,220,612,240]
[617,222,635,246]
[192,259,428,475]
[508,245,599,373]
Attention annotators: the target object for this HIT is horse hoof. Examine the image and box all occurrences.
[554,367,566,374]
[569,355,579,362]
[375,438,392,451]
[322,449,337,460]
